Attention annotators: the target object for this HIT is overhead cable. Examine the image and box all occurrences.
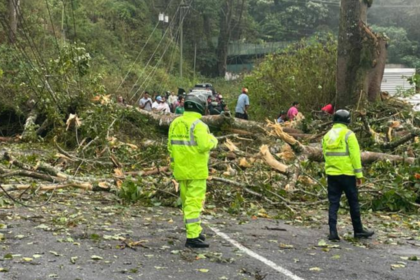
[115,0,176,94]
[128,4,182,100]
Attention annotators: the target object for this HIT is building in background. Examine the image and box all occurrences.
[381,66,416,96]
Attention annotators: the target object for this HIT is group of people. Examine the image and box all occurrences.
[233,86,336,123]
[233,87,302,122]
[207,94,228,115]
[139,90,228,116]
[139,91,185,114]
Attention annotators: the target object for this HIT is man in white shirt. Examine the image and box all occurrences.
[168,92,178,104]
[139,92,153,111]
[168,91,177,111]
[152,96,160,110]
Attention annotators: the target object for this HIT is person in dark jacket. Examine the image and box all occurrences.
[323,110,374,241]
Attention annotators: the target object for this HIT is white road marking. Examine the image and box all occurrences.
[208,225,305,280]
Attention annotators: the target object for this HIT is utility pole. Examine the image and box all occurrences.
[180,0,187,79]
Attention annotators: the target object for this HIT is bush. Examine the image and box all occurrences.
[243,35,337,121]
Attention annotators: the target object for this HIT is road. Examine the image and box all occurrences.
[0,192,419,280]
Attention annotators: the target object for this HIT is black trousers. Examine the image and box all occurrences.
[235,112,248,120]
[327,175,363,232]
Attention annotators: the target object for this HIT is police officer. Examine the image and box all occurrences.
[323,110,374,241]
[168,94,218,248]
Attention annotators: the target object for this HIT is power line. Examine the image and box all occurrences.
[70,0,77,44]
[0,17,44,99]
[11,0,46,69]
[45,0,61,53]
[115,0,176,94]
[127,5,182,100]
[1,6,64,113]
[261,0,420,8]
[115,21,160,94]
[134,2,191,102]
[134,30,179,101]
[371,5,420,8]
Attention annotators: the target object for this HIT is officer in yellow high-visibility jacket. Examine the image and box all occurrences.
[168,93,218,248]
[323,110,374,241]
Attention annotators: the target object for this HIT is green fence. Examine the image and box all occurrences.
[227,41,293,56]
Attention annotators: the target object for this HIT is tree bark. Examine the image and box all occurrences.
[268,122,416,164]
[137,108,415,165]
[216,0,233,77]
[336,0,387,108]
[216,0,245,77]
[134,108,307,137]
[8,0,20,44]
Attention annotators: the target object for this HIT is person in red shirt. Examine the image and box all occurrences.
[321,104,334,115]
[287,101,299,121]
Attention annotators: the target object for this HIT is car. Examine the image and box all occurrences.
[192,83,215,96]
[189,89,213,100]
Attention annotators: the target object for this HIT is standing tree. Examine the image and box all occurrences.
[216,0,245,77]
[336,0,387,108]
[8,0,20,43]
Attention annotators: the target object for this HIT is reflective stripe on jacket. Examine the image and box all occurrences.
[168,111,218,180]
[322,123,363,178]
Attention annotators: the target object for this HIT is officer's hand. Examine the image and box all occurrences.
[356,178,362,187]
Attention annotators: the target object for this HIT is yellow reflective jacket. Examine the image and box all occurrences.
[168,111,218,180]
[322,124,363,178]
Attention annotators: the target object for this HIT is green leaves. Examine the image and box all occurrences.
[117,177,143,204]
[244,35,337,121]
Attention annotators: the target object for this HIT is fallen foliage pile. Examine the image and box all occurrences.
[1,96,420,219]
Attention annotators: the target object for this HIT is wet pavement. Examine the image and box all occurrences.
[0,191,419,280]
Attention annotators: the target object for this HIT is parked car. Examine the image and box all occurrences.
[192,83,215,96]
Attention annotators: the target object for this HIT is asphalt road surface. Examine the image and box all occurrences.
[0,197,419,280]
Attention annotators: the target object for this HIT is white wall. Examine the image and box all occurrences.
[381,68,416,95]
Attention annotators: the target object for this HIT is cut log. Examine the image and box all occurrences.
[302,146,415,165]
[267,121,416,164]
[0,137,19,143]
[259,145,289,174]
[134,108,308,138]
[124,166,170,177]
[0,182,109,192]
[138,109,416,165]
[380,127,420,150]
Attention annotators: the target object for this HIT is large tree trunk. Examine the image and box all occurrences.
[216,0,245,77]
[367,36,387,102]
[336,0,387,108]
[216,0,233,78]
[134,108,309,137]
[136,108,415,165]
[8,0,20,44]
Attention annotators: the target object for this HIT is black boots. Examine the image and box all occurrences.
[354,229,375,239]
[328,228,374,240]
[328,230,340,241]
[198,233,206,241]
[185,237,209,248]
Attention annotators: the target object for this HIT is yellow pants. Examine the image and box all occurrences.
[180,180,206,239]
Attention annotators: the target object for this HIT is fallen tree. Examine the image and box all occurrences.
[1,101,420,214]
[134,108,311,139]
[136,108,416,165]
